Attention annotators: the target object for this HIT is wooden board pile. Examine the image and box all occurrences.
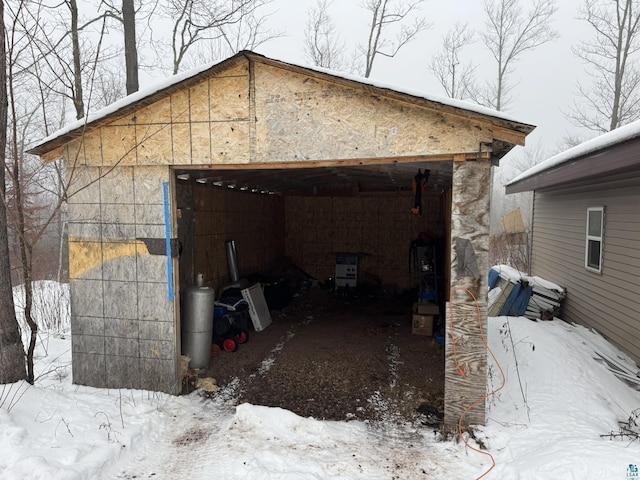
[570,322,640,389]
[488,265,565,320]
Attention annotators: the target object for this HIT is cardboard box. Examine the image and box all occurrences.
[412,314,434,336]
[413,302,440,316]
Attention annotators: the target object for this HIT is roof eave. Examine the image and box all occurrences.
[28,50,535,160]
[506,136,640,194]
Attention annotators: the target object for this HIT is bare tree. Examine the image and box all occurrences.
[97,0,141,94]
[0,0,27,385]
[217,1,283,56]
[481,0,558,111]
[430,22,479,100]
[567,0,640,133]
[2,0,94,382]
[23,0,118,122]
[164,0,277,74]
[304,0,346,70]
[122,0,139,93]
[359,0,430,78]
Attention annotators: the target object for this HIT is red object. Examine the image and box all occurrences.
[236,330,249,344]
[222,337,238,353]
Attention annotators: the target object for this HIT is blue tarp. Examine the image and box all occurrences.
[488,268,501,290]
[500,282,533,316]
[489,267,533,317]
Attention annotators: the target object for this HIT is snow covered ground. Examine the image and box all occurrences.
[2,281,640,479]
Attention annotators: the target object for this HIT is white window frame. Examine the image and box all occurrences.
[585,206,604,273]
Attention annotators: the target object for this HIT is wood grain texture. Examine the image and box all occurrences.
[444,160,491,431]
[253,63,492,163]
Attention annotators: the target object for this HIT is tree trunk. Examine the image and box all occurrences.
[70,0,85,119]
[0,0,26,385]
[123,0,139,94]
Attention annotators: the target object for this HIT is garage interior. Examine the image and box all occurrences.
[174,159,453,422]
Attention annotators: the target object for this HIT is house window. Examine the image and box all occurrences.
[585,206,604,273]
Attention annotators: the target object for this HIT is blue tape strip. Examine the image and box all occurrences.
[163,182,174,302]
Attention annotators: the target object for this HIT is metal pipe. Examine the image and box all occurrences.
[226,240,239,282]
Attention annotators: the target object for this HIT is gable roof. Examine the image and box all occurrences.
[506,119,640,193]
[28,50,534,158]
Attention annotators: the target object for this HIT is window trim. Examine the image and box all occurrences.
[585,206,604,273]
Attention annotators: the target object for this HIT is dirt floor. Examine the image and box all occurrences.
[203,286,445,425]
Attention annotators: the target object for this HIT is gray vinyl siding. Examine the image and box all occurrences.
[531,178,640,363]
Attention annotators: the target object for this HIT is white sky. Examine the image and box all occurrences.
[256,0,590,160]
[103,0,592,170]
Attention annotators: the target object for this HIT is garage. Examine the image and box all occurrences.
[27,50,535,430]
[173,162,451,423]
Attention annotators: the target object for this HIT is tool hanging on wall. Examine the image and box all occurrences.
[411,169,430,215]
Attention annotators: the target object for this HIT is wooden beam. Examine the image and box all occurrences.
[444,159,491,432]
[173,152,490,171]
[40,146,65,163]
[493,125,526,146]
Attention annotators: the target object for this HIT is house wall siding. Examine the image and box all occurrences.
[531,176,640,363]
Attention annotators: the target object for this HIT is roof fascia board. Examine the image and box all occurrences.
[506,139,640,194]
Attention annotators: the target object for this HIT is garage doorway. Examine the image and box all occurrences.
[173,161,452,422]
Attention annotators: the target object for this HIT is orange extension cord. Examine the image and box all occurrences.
[448,287,506,480]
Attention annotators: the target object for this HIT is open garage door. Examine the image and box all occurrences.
[173,159,452,422]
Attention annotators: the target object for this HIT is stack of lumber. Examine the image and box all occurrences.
[570,323,640,389]
[488,265,565,320]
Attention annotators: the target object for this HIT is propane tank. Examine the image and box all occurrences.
[181,273,215,370]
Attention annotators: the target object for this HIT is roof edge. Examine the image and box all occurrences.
[507,119,640,192]
[29,50,535,158]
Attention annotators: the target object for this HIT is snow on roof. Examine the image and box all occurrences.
[300,61,528,125]
[33,61,216,149]
[508,118,640,185]
[32,51,532,152]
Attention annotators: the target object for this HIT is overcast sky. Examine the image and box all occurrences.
[252,0,590,166]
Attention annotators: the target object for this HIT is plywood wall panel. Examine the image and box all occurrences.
[210,122,251,163]
[189,82,210,123]
[253,64,490,163]
[136,124,172,164]
[171,90,190,123]
[136,96,172,124]
[209,75,250,121]
[101,125,137,166]
[190,123,211,164]
[171,124,191,163]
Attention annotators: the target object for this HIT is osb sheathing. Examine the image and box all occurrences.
[63,63,252,167]
[61,59,494,169]
[254,63,491,162]
[178,182,285,293]
[284,193,445,290]
[444,160,491,430]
